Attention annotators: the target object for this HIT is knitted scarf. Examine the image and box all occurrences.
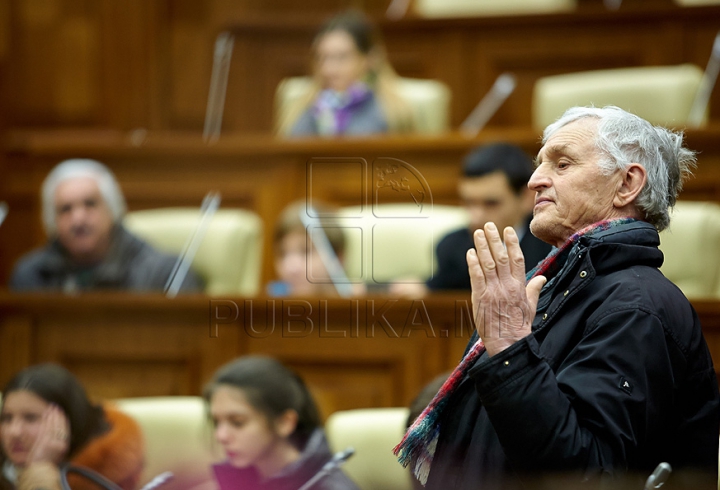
[393,217,638,485]
[313,82,372,135]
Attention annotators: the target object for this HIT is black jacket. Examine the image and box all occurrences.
[212,429,359,490]
[426,216,552,291]
[425,221,719,489]
[9,225,202,293]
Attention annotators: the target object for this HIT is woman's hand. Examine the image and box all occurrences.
[26,405,70,465]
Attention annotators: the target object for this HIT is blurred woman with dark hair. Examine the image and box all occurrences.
[0,364,143,490]
[278,10,413,137]
[204,356,358,490]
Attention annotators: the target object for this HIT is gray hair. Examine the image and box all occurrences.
[42,159,127,236]
[542,106,696,231]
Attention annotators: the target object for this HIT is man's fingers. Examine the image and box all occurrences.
[483,223,511,280]
[503,227,526,281]
[473,228,500,284]
[466,248,486,292]
[526,275,547,311]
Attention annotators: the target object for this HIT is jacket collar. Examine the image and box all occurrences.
[578,221,663,273]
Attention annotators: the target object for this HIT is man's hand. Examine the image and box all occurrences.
[466,222,546,357]
[26,405,70,465]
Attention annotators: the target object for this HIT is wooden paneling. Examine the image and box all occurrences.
[1,294,719,418]
[3,2,720,132]
[0,294,471,418]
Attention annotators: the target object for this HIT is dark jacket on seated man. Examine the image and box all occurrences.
[10,225,202,293]
[427,216,552,291]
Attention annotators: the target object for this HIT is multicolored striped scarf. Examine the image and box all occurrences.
[393,217,638,485]
[313,82,372,135]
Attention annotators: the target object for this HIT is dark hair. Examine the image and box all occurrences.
[314,10,381,56]
[462,143,534,194]
[1,363,108,459]
[203,356,321,450]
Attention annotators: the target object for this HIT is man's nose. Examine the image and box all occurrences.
[528,165,550,191]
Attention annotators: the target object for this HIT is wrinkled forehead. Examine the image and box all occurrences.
[53,175,104,203]
[536,118,600,164]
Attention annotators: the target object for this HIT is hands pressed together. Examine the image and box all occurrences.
[466,223,546,357]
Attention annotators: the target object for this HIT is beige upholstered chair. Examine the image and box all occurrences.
[337,204,469,284]
[532,64,705,129]
[124,208,263,296]
[413,0,575,18]
[114,397,221,490]
[659,201,720,299]
[325,408,412,490]
[276,77,452,135]
[674,0,720,5]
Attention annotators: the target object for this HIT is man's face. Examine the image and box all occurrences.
[53,176,115,264]
[529,118,623,247]
[458,171,531,235]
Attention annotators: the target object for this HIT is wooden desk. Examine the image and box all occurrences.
[0,292,471,419]
[1,293,720,420]
[4,128,720,286]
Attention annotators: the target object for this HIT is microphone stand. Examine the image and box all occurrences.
[297,447,355,490]
[459,73,517,138]
[164,191,221,298]
[689,31,720,128]
[299,205,354,298]
[0,202,8,228]
[644,462,672,489]
[204,31,235,144]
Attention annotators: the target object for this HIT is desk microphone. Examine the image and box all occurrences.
[0,202,8,228]
[645,462,672,489]
[164,191,221,298]
[297,447,355,490]
[139,471,174,490]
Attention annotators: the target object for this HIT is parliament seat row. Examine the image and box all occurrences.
[412,0,720,19]
[114,397,412,490]
[123,201,720,299]
[276,63,708,136]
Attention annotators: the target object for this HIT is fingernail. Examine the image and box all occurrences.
[486,223,496,231]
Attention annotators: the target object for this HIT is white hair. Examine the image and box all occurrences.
[543,106,696,231]
[42,159,127,236]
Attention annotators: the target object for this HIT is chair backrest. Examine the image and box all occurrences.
[114,397,221,490]
[674,0,720,5]
[413,0,575,17]
[275,77,452,135]
[337,204,470,284]
[124,208,263,296]
[659,201,720,299]
[532,64,705,129]
[325,408,412,490]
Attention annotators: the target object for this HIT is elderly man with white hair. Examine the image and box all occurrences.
[395,106,719,489]
[10,159,201,292]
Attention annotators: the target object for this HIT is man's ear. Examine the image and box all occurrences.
[614,163,647,209]
[275,409,299,439]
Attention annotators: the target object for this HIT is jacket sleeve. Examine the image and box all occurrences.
[468,306,680,477]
